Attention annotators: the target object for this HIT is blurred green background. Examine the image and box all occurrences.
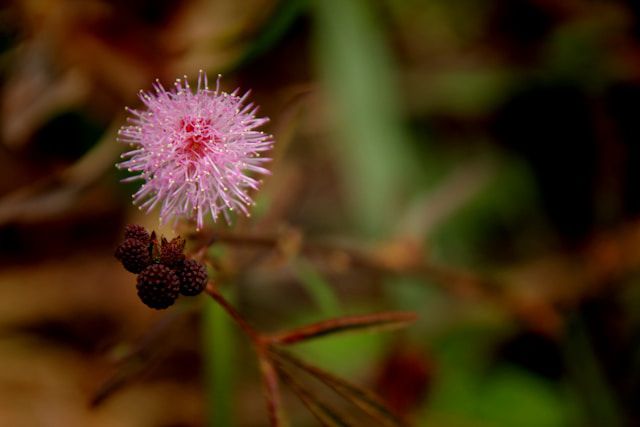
[1,0,640,426]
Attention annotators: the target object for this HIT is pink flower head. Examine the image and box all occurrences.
[117,71,273,229]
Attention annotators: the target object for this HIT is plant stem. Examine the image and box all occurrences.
[204,282,261,344]
[204,283,283,427]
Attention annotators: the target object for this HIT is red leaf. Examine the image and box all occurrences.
[268,311,417,345]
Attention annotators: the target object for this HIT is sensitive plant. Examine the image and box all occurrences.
[117,70,273,229]
[105,72,417,427]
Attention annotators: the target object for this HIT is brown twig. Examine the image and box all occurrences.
[204,282,284,426]
[202,276,420,426]
[270,348,407,427]
[204,282,261,343]
[257,349,284,427]
[193,228,501,303]
[193,221,640,336]
[267,311,418,346]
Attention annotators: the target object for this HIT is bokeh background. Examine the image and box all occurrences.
[1,0,640,426]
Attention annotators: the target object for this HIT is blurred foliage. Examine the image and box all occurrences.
[314,0,420,236]
[2,0,640,426]
[204,293,236,427]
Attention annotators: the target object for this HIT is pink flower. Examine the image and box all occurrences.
[117,71,273,229]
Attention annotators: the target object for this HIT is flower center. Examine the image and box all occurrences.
[177,117,221,158]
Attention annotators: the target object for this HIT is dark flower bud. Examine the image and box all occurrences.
[160,236,186,268]
[115,238,152,273]
[176,259,208,296]
[124,224,150,243]
[136,264,180,309]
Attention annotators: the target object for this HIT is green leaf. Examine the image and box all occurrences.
[425,325,572,427]
[313,0,419,236]
[204,291,236,427]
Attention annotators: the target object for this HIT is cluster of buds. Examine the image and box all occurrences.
[115,224,208,309]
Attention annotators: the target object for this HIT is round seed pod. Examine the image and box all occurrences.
[115,238,152,273]
[176,259,208,296]
[124,224,150,243]
[136,264,180,309]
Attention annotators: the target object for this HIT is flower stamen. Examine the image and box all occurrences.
[116,72,273,229]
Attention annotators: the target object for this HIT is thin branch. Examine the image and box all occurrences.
[267,311,418,346]
[204,282,284,426]
[257,349,284,427]
[204,282,261,343]
[193,228,500,302]
[270,348,407,427]
[193,220,640,335]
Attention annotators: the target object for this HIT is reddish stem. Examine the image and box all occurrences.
[267,311,417,345]
[257,349,283,427]
[204,282,261,343]
[204,282,283,427]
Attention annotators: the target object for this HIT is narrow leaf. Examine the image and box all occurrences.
[90,361,143,407]
[272,349,407,427]
[313,0,419,236]
[279,367,356,427]
[257,352,284,427]
[268,311,417,345]
[204,296,235,427]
